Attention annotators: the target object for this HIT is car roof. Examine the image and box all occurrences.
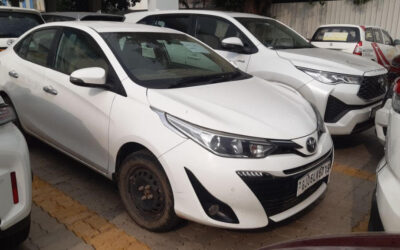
[317,24,381,29]
[0,6,41,14]
[40,21,185,34]
[42,12,123,20]
[125,9,271,20]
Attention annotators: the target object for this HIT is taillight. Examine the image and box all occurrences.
[393,79,400,113]
[10,172,19,204]
[353,41,363,56]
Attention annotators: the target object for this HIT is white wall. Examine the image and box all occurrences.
[271,0,400,40]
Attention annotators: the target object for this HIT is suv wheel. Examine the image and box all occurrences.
[118,150,182,232]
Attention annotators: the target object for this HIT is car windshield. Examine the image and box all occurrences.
[311,27,360,43]
[236,17,313,50]
[102,32,248,89]
[0,12,43,38]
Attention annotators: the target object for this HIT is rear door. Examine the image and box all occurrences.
[310,26,360,53]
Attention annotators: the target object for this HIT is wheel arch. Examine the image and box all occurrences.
[113,142,150,181]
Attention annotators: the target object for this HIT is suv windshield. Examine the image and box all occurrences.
[0,11,43,38]
[311,27,360,43]
[102,32,248,89]
[236,17,313,50]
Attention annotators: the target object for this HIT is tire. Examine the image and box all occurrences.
[368,193,384,232]
[0,215,30,249]
[118,150,182,232]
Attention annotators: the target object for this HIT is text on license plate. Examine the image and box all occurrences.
[297,161,332,197]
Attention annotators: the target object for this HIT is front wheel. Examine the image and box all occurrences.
[118,150,182,232]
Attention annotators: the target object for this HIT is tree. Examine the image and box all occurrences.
[51,0,141,12]
[215,0,273,16]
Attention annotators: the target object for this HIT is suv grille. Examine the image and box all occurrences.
[358,75,388,100]
[238,152,332,217]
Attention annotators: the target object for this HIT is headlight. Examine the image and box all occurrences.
[166,114,276,158]
[297,67,362,85]
[310,104,326,137]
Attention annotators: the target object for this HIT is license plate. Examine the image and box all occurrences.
[297,161,332,196]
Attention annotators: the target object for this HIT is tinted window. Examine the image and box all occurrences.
[0,12,44,38]
[153,15,191,33]
[365,28,374,42]
[42,15,76,22]
[311,27,360,43]
[23,29,57,67]
[138,15,157,25]
[195,16,249,50]
[102,32,247,89]
[81,15,124,22]
[373,29,383,44]
[382,30,394,46]
[55,29,109,75]
[237,17,313,49]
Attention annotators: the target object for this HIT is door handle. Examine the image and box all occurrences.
[43,86,58,96]
[8,70,19,78]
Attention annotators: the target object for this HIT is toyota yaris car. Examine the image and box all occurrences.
[0,21,333,231]
[369,79,400,232]
[126,10,388,135]
[0,96,31,248]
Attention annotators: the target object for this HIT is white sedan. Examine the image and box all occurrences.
[0,96,31,247]
[0,21,333,231]
[370,79,400,232]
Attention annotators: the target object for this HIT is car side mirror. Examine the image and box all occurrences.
[70,67,107,88]
[221,37,245,53]
[394,39,400,46]
[0,103,16,126]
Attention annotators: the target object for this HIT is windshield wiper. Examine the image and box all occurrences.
[167,71,243,89]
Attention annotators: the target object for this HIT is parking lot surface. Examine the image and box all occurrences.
[17,129,382,250]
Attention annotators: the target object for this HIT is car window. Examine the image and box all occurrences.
[138,15,157,25]
[311,27,360,43]
[373,29,383,44]
[42,15,76,22]
[102,32,247,89]
[365,28,374,42]
[22,29,58,67]
[382,30,394,46]
[54,29,109,75]
[0,11,44,38]
[153,15,191,33]
[195,15,254,52]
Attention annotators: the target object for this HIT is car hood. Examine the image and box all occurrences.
[276,48,386,75]
[147,77,317,140]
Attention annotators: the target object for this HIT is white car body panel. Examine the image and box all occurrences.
[125,10,388,135]
[0,21,334,229]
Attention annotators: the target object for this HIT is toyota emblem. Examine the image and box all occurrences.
[306,137,317,153]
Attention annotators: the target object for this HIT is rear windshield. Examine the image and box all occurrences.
[0,11,44,38]
[311,27,360,43]
[81,15,124,22]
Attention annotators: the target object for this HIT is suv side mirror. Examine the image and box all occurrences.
[394,39,400,46]
[221,37,245,53]
[70,67,107,88]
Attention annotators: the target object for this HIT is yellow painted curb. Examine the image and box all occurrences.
[32,176,150,250]
[332,163,376,182]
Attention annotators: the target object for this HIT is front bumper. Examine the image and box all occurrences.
[158,131,333,229]
[376,158,400,232]
[299,79,384,135]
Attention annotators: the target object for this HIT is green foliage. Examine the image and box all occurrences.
[54,0,141,12]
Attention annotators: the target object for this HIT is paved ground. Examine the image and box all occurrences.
[16,128,383,250]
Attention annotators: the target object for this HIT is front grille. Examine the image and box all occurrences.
[238,155,332,217]
[358,75,388,100]
[324,96,382,123]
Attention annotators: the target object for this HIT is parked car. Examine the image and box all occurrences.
[311,24,400,70]
[0,96,31,247]
[0,21,333,231]
[125,11,388,135]
[369,78,400,232]
[0,6,44,52]
[42,12,125,23]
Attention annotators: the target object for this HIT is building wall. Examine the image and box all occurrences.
[270,0,400,39]
[1,0,46,11]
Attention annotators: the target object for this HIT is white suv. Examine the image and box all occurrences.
[311,24,400,69]
[126,11,388,135]
[0,96,31,248]
[0,6,44,52]
[369,79,400,232]
[0,21,333,231]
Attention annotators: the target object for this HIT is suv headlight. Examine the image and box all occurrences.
[311,104,326,137]
[297,67,362,85]
[166,114,276,158]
